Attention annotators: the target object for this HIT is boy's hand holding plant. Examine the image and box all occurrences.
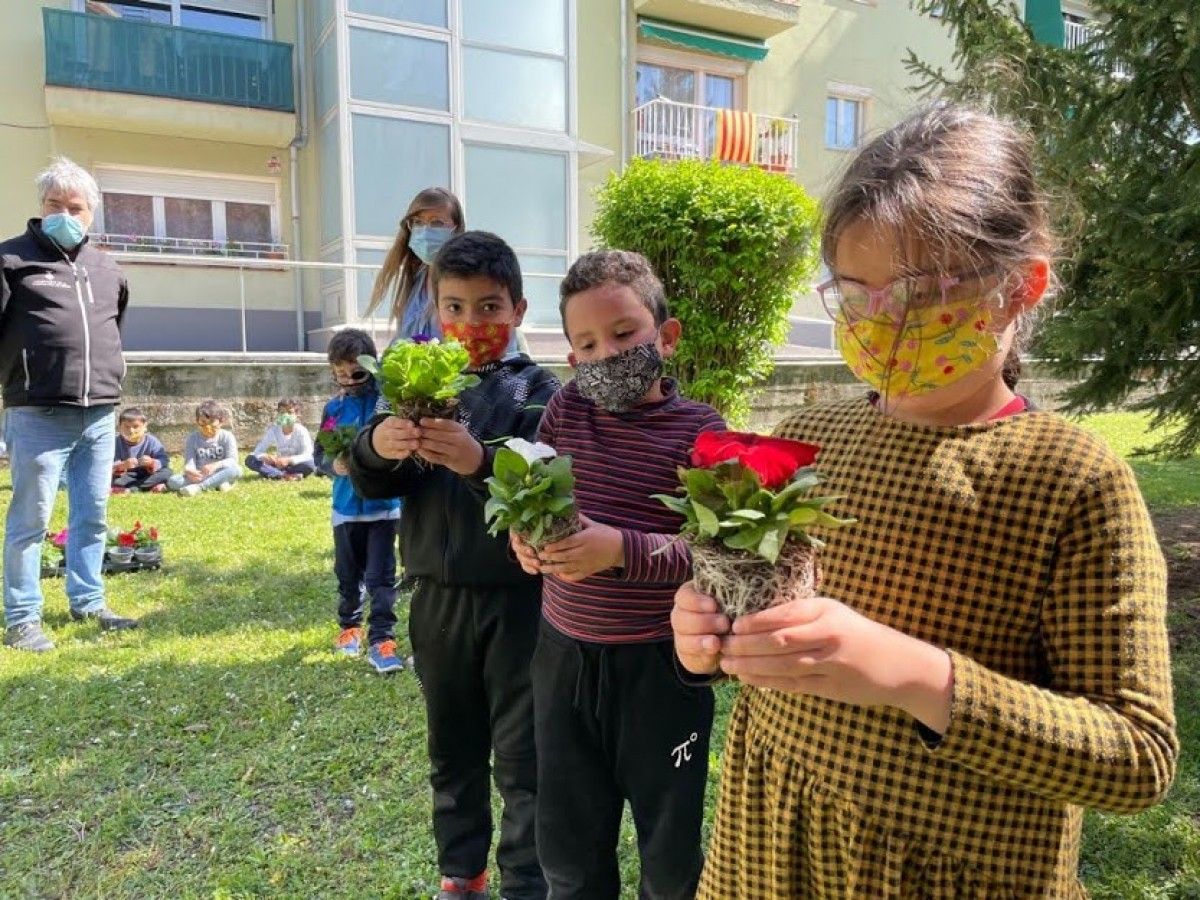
[485,438,580,559]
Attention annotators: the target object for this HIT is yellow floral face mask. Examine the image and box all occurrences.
[834,297,1000,398]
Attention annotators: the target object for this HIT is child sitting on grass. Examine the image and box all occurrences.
[168,400,241,496]
[246,398,315,481]
[111,407,172,494]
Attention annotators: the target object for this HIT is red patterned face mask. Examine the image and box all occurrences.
[441,320,512,368]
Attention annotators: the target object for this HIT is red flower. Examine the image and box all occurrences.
[149,527,159,541]
[691,431,820,490]
[943,365,955,375]
[117,533,136,548]
[939,312,955,326]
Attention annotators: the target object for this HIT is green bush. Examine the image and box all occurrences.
[592,158,821,424]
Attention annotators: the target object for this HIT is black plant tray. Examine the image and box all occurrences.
[39,557,163,578]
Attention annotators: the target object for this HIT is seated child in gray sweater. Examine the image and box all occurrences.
[168,400,242,496]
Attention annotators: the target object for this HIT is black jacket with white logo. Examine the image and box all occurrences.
[0,219,128,408]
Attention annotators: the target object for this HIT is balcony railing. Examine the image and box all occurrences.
[43,8,294,112]
[91,233,289,260]
[1062,17,1131,77]
[634,98,798,175]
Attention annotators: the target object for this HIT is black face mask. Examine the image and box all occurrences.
[335,370,370,396]
[572,342,664,413]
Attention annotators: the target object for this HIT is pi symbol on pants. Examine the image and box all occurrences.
[670,733,699,768]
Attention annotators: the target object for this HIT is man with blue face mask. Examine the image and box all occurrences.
[0,156,138,652]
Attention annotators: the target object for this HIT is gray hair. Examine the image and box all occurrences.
[35,157,100,212]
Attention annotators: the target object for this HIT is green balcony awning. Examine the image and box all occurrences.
[638,18,769,62]
[1024,0,1065,47]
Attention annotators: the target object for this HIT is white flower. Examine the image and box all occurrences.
[505,437,557,464]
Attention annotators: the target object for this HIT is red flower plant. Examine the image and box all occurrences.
[692,431,820,490]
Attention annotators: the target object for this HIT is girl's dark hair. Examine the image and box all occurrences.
[367,186,465,322]
[276,397,301,413]
[558,250,668,337]
[326,328,377,365]
[430,231,523,306]
[823,104,1057,386]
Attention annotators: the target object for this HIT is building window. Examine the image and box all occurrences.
[635,47,745,111]
[80,0,271,39]
[92,168,284,258]
[825,93,865,150]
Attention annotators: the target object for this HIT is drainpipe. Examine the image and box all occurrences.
[619,0,629,170]
[289,0,309,351]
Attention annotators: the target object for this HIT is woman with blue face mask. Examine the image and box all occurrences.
[365,187,465,340]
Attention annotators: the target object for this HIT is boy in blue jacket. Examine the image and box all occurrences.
[111,407,173,493]
[314,329,404,675]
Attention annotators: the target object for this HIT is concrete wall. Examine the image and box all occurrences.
[119,354,1099,454]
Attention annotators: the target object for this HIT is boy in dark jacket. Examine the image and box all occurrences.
[316,328,404,675]
[111,407,173,493]
[349,232,557,900]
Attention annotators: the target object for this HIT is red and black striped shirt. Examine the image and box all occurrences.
[537,379,725,643]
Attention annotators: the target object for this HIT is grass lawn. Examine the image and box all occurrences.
[0,411,1197,899]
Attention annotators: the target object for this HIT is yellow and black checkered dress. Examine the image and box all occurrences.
[698,398,1178,899]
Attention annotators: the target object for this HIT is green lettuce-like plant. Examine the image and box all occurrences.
[484,438,579,550]
[359,336,479,422]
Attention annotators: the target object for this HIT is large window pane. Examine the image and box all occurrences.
[464,48,565,131]
[181,6,265,39]
[319,119,342,244]
[349,27,448,111]
[101,192,154,236]
[824,97,838,148]
[352,115,450,236]
[315,36,337,116]
[315,0,335,29]
[348,0,447,28]
[705,75,735,110]
[164,197,213,241]
[356,248,389,318]
[462,0,564,55]
[84,1,171,25]
[465,145,566,251]
[226,202,273,244]
[517,254,567,328]
[637,63,694,105]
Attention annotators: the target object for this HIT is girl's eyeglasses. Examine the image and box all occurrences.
[816,268,1000,323]
[405,215,454,230]
[333,370,370,386]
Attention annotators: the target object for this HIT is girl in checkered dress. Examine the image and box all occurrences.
[672,105,1178,898]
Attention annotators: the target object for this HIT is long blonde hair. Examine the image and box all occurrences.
[367,186,465,322]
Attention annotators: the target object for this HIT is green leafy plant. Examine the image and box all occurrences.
[315,417,358,460]
[484,438,578,550]
[592,158,821,425]
[654,431,852,564]
[359,335,479,422]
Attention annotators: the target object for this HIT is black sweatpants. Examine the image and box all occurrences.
[333,519,397,645]
[531,619,714,900]
[112,465,173,491]
[409,578,546,900]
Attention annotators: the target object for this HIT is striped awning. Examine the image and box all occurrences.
[638,18,769,62]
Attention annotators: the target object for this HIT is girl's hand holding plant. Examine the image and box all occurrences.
[415,418,483,475]
[370,417,421,461]
[717,596,954,734]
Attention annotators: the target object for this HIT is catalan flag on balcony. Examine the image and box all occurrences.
[715,109,754,165]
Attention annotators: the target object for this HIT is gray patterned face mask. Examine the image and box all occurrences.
[573,342,664,413]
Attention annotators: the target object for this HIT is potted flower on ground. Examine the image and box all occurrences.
[652,430,854,619]
[41,528,67,578]
[129,521,162,566]
[105,526,136,565]
[484,438,579,552]
[359,335,479,423]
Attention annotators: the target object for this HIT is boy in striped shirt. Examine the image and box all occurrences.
[511,250,724,900]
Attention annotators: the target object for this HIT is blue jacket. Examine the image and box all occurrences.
[315,382,399,519]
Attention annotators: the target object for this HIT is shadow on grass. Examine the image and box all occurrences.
[0,652,435,899]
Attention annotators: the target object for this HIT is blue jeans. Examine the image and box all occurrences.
[3,405,116,627]
[167,466,242,492]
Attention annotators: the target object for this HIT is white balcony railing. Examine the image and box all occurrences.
[634,98,799,175]
[1062,18,1131,77]
[90,232,289,260]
